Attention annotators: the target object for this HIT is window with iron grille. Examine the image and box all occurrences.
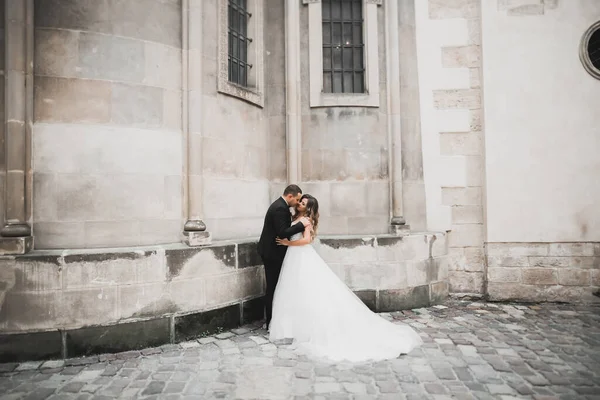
[322,0,365,94]
[228,0,251,87]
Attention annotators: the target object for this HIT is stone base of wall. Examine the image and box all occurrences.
[486,242,600,303]
[0,298,263,363]
[0,232,449,362]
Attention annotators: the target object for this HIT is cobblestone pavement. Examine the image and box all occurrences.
[1,300,599,400]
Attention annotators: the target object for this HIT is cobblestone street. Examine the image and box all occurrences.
[0,300,598,400]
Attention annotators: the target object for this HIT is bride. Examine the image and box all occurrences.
[269,194,422,363]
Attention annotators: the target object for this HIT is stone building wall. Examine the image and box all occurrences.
[32,0,184,249]
[481,0,600,302]
[415,0,486,296]
[297,3,391,236]
[199,0,274,240]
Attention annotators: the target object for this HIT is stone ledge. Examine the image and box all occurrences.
[0,298,263,363]
[0,232,449,361]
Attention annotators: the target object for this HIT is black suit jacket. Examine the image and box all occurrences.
[257,197,305,265]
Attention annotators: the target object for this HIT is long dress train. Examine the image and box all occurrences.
[269,230,422,363]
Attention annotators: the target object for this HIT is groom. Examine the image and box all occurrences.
[258,184,311,329]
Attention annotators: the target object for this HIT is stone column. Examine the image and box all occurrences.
[285,0,302,183]
[182,0,211,246]
[385,0,408,234]
[0,0,33,254]
[398,0,427,231]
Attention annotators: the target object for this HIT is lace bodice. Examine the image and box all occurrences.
[290,231,303,241]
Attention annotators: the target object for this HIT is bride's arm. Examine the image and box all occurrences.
[276,226,312,246]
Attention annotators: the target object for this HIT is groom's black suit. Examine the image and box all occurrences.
[257,197,305,327]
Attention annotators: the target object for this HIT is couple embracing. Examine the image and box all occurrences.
[257,185,422,363]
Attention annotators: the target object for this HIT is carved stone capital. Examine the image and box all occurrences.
[302,0,320,4]
[366,0,383,5]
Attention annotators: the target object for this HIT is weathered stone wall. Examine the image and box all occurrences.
[0,242,264,333]
[481,0,600,243]
[198,0,274,240]
[415,0,485,296]
[0,232,447,343]
[316,232,449,310]
[480,0,600,302]
[486,242,600,303]
[298,5,390,236]
[0,0,5,231]
[32,0,184,249]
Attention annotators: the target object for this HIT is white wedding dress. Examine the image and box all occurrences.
[269,228,422,363]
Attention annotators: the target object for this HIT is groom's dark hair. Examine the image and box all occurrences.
[283,184,302,196]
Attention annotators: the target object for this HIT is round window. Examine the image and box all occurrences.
[580,21,600,79]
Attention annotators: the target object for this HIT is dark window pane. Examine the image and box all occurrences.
[354,72,364,93]
[232,9,238,31]
[231,61,238,82]
[331,0,341,20]
[233,36,239,58]
[332,47,342,70]
[589,29,600,69]
[343,46,352,67]
[343,72,353,92]
[352,0,362,19]
[322,0,331,19]
[240,39,246,61]
[353,23,362,45]
[332,23,342,45]
[353,47,363,69]
[322,22,331,45]
[342,1,352,20]
[240,64,246,86]
[323,73,332,93]
[323,47,332,70]
[333,72,343,93]
[343,23,352,45]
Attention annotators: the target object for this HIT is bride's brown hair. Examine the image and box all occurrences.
[300,194,319,237]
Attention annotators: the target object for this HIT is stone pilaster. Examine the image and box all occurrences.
[285,0,302,183]
[182,0,210,246]
[385,0,407,235]
[398,0,427,232]
[0,0,33,254]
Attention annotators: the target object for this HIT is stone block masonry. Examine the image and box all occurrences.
[425,0,486,295]
[32,0,184,249]
[0,232,448,361]
[486,242,600,303]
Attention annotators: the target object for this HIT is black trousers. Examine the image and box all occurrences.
[262,256,284,327]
